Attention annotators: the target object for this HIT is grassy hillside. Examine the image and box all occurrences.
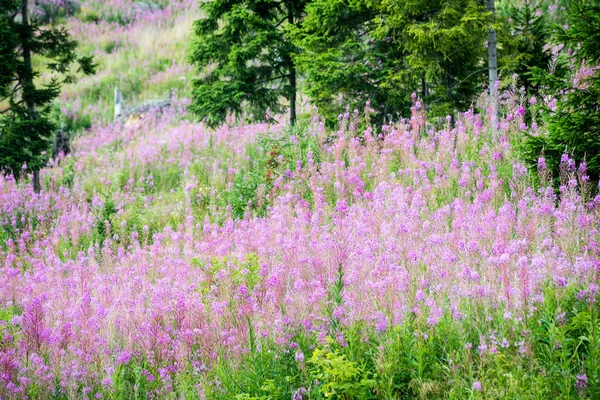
[36,0,197,127]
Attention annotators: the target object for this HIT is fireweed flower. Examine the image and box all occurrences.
[293,387,307,400]
[575,374,588,390]
[1,82,599,395]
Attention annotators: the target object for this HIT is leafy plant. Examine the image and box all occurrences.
[309,344,376,399]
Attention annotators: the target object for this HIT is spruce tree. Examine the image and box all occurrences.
[497,0,551,95]
[294,0,490,124]
[0,0,94,193]
[0,1,20,99]
[383,0,490,117]
[522,0,600,185]
[189,0,310,128]
[291,0,409,126]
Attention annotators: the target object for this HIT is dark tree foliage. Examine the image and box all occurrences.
[521,0,600,186]
[291,0,409,126]
[497,0,551,95]
[189,0,310,128]
[0,0,94,193]
[293,0,490,125]
[0,1,20,99]
[383,0,491,117]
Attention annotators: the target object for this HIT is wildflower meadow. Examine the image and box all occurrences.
[1,0,600,399]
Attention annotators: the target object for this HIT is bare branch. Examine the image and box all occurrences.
[274,16,287,29]
[255,74,288,86]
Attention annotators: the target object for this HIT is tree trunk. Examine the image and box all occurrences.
[487,0,498,135]
[33,171,41,193]
[289,64,297,127]
[288,6,296,127]
[21,0,41,193]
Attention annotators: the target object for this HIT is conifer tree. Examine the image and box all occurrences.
[390,0,490,117]
[0,0,94,193]
[294,0,490,124]
[522,0,600,184]
[291,0,409,126]
[189,0,310,128]
[498,0,551,95]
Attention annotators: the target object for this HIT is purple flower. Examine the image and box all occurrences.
[293,387,307,400]
[473,381,483,392]
[537,157,547,171]
[3,69,600,395]
[117,350,132,365]
[575,374,588,390]
[335,199,348,214]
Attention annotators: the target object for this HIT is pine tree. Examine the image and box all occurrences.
[189,0,310,128]
[521,0,600,185]
[0,0,94,193]
[385,0,491,117]
[0,1,20,99]
[293,0,490,124]
[497,0,551,95]
[291,0,409,126]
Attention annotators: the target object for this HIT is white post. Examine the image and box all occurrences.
[114,86,123,121]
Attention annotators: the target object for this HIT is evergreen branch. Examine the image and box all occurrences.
[0,82,22,103]
[255,74,288,86]
[427,68,488,106]
[442,33,487,60]
[9,7,20,19]
[454,67,488,87]
[264,112,279,124]
[274,16,287,29]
